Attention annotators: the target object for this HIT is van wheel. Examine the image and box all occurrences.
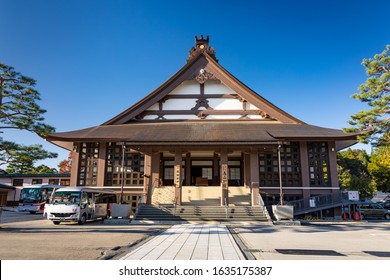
[53,221,60,225]
[384,214,390,220]
[78,214,87,225]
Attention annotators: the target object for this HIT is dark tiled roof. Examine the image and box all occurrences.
[47,121,357,145]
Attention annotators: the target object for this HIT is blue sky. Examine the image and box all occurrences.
[1,0,389,169]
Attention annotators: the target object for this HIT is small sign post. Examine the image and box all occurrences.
[348,191,359,201]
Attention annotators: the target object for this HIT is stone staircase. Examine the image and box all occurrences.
[133,204,270,223]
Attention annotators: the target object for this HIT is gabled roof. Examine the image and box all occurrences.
[104,50,302,125]
[47,36,358,150]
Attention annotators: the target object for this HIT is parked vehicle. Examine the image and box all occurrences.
[359,202,390,220]
[19,184,60,214]
[380,201,390,210]
[45,187,117,225]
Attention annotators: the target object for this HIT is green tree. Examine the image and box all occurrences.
[31,164,58,174]
[368,146,390,192]
[4,143,57,174]
[345,45,390,147]
[0,63,55,136]
[0,63,57,167]
[337,149,375,198]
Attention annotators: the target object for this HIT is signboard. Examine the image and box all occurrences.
[348,191,360,201]
[221,164,228,190]
[174,165,181,188]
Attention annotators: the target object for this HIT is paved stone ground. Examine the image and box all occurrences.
[120,224,245,260]
[233,222,390,260]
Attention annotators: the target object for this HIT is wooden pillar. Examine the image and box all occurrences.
[70,143,79,186]
[328,141,339,192]
[185,152,191,186]
[147,152,161,204]
[174,150,182,205]
[213,152,219,186]
[250,150,260,206]
[244,153,251,189]
[96,142,107,187]
[300,142,310,201]
[143,154,152,204]
[220,149,229,206]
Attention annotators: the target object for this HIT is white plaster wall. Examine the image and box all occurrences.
[169,80,199,95]
[146,103,160,111]
[206,115,242,120]
[208,98,243,110]
[164,115,198,120]
[143,115,159,120]
[162,98,197,110]
[204,80,234,94]
[246,115,264,119]
[246,102,260,110]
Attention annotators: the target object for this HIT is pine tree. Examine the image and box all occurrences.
[345,45,390,147]
[0,63,57,167]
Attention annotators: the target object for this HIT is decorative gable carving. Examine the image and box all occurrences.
[193,69,218,84]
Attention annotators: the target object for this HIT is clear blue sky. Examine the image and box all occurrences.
[1,0,389,169]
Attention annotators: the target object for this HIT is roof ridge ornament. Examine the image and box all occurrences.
[187,35,218,63]
[194,68,217,84]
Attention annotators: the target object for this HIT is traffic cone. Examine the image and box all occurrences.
[343,212,347,221]
[355,211,360,221]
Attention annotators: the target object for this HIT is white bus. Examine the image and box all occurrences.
[45,187,117,225]
[19,184,61,214]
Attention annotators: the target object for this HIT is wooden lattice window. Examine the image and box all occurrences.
[104,143,144,186]
[78,142,99,186]
[308,142,330,186]
[259,142,301,187]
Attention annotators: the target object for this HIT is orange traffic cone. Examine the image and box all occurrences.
[355,211,360,221]
[343,212,347,221]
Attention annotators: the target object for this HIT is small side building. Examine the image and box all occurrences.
[0,173,70,206]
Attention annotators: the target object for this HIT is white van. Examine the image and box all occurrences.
[45,187,117,225]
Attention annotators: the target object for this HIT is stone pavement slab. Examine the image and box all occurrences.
[120,224,245,260]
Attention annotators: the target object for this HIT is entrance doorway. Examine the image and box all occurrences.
[191,160,214,186]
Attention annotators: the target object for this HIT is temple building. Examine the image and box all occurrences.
[47,36,357,216]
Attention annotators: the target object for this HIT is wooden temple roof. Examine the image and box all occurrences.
[47,121,358,150]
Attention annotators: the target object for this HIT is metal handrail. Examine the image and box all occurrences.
[173,197,177,216]
[224,198,228,219]
[258,194,265,210]
[133,194,144,220]
[286,191,351,214]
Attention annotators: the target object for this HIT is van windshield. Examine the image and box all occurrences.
[51,191,81,205]
[20,188,40,203]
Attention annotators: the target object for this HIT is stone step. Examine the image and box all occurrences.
[135,205,270,222]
